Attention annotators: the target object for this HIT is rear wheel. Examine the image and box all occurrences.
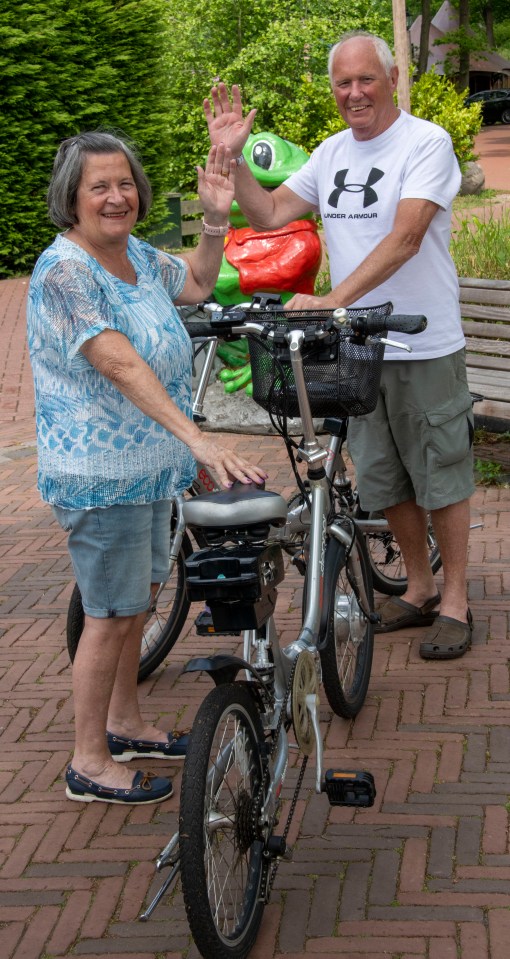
[501,108,510,124]
[364,512,441,596]
[320,529,374,719]
[66,532,193,681]
[179,683,266,959]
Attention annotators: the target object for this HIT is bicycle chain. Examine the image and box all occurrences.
[266,753,308,898]
[254,656,312,902]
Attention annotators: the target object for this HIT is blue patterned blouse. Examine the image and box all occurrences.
[27,234,196,508]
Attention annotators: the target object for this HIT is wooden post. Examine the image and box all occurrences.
[392,0,411,113]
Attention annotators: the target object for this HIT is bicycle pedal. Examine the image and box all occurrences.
[194,609,240,637]
[322,769,376,807]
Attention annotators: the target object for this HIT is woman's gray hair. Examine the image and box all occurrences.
[328,31,395,82]
[47,130,152,229]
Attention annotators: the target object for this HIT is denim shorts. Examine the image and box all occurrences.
[52,500,172,618]
[347,350,475,512]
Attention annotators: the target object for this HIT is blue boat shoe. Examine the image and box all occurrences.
[107,730,189,762]
[65,766,173,804]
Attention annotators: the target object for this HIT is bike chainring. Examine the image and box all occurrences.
[290,650,320,756]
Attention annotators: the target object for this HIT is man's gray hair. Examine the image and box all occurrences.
[328,31,395,82]
[47,130,152,229]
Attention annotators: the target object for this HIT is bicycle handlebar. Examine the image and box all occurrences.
[181,304,427,341]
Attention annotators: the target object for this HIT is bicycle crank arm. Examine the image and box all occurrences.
[305,692,324,794]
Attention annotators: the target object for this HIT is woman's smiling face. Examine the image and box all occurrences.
[330,37,399,141]
[73,152,139,248]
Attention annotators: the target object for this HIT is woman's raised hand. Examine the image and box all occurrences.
[203,83,257,156]
[196,143,237,223]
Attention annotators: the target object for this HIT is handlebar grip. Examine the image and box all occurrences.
[181,318,218,339]
[384,314,427,335]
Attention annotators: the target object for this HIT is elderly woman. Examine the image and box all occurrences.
[27,131,266,805]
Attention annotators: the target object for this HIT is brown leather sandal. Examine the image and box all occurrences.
[419,609,473,660]
[374,593,441,634]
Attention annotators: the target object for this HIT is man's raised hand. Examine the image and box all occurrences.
[203,82,257,156]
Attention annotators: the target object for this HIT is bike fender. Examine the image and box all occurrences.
[183,653,269,690]
[317,538,347,651]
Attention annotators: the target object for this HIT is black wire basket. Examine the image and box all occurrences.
[248,304,392,419]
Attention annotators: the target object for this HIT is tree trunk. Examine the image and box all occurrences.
[417,0,432,78]
[482,2,495,47]
[457,0,470,92]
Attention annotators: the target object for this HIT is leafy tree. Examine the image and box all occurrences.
[0,0,173,278]
[164,0,393,193]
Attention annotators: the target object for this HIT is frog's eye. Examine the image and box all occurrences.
[251,140,274,171]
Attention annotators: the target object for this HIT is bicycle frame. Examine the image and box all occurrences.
[141,315,376,922]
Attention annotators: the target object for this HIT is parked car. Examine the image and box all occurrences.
[465,89,510,125]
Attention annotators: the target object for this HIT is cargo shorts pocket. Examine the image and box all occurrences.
[425,393,474,469]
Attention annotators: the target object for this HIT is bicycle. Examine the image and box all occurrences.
[65,299,441,681]
[139,301,426,959]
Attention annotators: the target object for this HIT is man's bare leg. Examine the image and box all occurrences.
[430,498,470,623]
[383,499,438,607]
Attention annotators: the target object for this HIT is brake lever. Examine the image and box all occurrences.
[368,335,412,353]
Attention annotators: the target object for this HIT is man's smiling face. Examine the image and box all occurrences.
[330,37,399,142]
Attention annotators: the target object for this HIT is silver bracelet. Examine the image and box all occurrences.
[201,219,229,237]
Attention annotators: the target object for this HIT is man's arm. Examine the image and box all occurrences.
[286,197,440,309]
[234,170,314,231]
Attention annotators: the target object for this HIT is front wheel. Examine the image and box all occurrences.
[179,683,266,959]
[66,531,193,682]
[320,528,374,719]
[501,109,510,124]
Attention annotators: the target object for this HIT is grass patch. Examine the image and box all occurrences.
[474,428,510,445]
[474,458,505,485]
[453,188,500,210]
[450,209,510,279]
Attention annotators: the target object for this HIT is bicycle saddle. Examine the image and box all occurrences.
[183,482,288,530]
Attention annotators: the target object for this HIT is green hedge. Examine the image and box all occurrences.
[410,70,482,167]
[0,0,173,278]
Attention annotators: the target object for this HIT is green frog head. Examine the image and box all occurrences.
[229,132,310,227]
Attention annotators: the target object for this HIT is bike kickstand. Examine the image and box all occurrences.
[139,859,180,921]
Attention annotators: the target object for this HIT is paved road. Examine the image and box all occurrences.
[474,125,510,191]
[1,276,510,959]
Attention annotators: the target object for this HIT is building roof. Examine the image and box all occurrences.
[409,2,510,76]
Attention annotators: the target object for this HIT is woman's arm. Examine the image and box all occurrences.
[177,144,236,304]
[80,328,266,488]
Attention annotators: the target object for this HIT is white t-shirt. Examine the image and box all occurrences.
[285,111,464,359]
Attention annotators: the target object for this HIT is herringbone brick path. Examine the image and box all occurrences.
[1,276,509,959]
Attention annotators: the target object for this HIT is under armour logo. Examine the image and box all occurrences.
[328,168,384,209]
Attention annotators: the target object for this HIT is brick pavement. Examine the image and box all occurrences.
[1,276,510,959]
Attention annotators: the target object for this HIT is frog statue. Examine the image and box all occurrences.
[212,132,322,395]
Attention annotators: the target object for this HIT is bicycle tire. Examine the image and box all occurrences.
[179,683,266,959]
[66,531,193,682]
[364,511,441,596]
[320,527,374,719]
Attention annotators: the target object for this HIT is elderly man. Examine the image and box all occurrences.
[203,30,474,660]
